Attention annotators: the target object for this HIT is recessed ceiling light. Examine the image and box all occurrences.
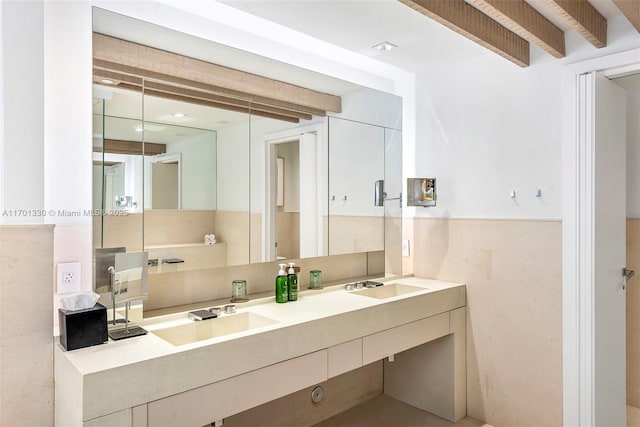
[372,42,398,52]
[172,112,186,118]
[101,79,115,85]
[134,127,143,132]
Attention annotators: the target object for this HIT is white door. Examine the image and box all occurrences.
[591,71,628,425]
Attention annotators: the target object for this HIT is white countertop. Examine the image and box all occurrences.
[55,276,466,421]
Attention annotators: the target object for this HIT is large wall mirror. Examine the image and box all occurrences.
[92,8,402,313]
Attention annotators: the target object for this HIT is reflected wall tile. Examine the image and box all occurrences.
[145,252,370,312]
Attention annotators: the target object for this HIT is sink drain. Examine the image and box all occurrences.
[311,385,325,404]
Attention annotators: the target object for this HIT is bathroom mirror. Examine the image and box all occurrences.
[93,84,251,266]
[92,7,402,309]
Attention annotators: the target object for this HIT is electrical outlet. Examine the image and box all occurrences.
[57,262,81,294]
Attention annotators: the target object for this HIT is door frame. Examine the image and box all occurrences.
[263,123,325,262]
[563,48,640,426]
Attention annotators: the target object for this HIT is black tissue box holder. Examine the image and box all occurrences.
[59,303,108,351]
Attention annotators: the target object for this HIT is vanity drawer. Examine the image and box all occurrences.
[328,338,363,378]
[362,312,449,365]
[147,349,327,427]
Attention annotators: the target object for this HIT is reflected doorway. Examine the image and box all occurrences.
[275,142,300,260]
[265,130,321,262]
[149,153,181,209]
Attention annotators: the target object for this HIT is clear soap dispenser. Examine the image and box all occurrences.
[276,263,288,303]
[287,262,298,302]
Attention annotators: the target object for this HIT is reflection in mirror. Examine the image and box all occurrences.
[248,86,402,264]
[384,128,403,273]
[149,153,181,209]
[328,117,385,256]
[94,85,402,269]
[93,84,252,269]
[92,89,143,252]
[250,115,327,264]
[91,10,403,317]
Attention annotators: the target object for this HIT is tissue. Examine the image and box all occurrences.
[60,291,100,311]
[204,234,217,245]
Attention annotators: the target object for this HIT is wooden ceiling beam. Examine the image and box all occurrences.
[467,0,565,58]
[142,81,314,120]
[110,83,301,123]
[93,60,327,118]
[93,69,315,120]
[612,0,640,33]
[541,0,607,48]
[93,33,341,114]
[94,139,166,156]
[399,0,530,67]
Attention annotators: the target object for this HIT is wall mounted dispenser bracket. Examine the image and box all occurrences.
[407,178,436,207]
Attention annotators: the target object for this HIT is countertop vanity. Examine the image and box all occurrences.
[55,277,466,427]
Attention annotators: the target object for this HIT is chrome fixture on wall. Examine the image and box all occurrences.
[407,178,436,207]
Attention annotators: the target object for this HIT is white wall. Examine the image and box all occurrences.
[216,123,250,212]
[334,86,403,130]
[412,15,640,221]
[399,23,639,256]
[329,118,385,217]
[1,1,45,223]
[413,53,564,219]
[166,132,217,210]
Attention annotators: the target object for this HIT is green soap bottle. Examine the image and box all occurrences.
[275,263,288,303]
[287,262,298,302]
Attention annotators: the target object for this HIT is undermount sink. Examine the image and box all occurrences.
[350,283,425,299]
[152,312,278,346]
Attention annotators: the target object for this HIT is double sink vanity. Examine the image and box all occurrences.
[55,277,466,427]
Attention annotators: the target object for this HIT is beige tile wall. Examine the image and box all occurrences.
[0,225,54,426]
[144,252,381,312]
[627,219,640,408]
[97,210,217,250]
[144,210,216,246]
[94,212,143,251]
[329,215,384,255]
[250,212,262,264]
[277,211,300,259]
[215,210,250,266]
[410,218,562,427]
[385,216,402,275]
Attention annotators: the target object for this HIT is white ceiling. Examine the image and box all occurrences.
[92,1,637,141]
[92,7,368,141]
[92,7,361,96]
[218,0,624,71]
